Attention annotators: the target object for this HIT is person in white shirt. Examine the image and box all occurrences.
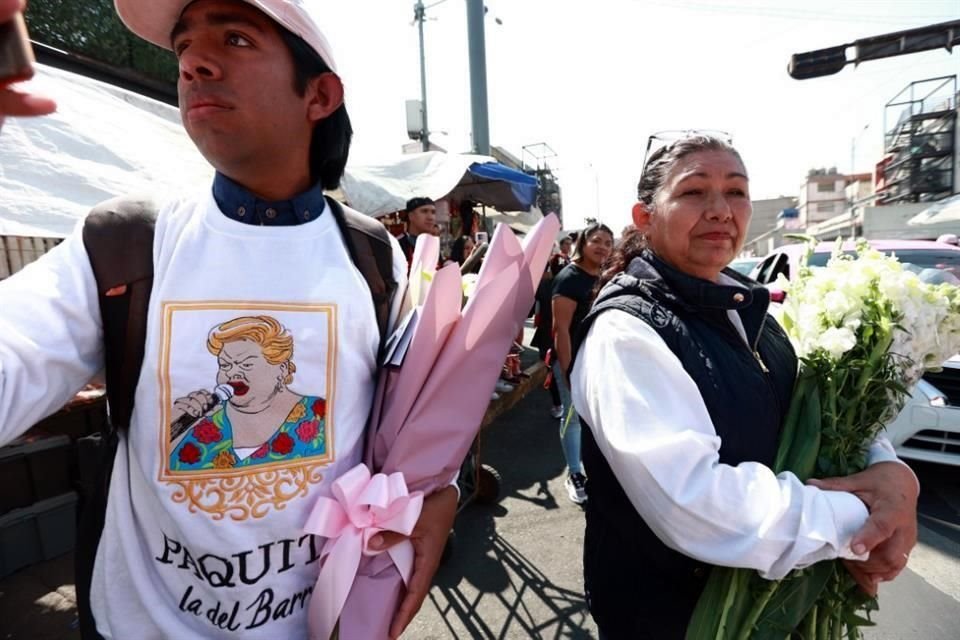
[0,1,457,638]
[570,134,919,639]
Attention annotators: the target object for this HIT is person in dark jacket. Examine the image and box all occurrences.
[569,134,919,639]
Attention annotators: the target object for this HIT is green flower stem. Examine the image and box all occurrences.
[734,579,780,640]
[714,570,742,640]
[803,606,817,640]
[816,601,830,640]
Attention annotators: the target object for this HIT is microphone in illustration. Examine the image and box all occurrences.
[170,383,235,441]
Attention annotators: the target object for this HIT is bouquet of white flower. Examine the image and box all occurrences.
[687,239,960,640]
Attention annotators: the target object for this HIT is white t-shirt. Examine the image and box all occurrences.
[0,189,407,639]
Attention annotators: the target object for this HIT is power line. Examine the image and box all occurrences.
[640,0,956,27]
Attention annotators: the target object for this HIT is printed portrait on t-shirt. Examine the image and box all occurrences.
[168,315,328,471]
[158,302,337,520]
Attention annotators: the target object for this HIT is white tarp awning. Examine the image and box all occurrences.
[907,194,960,227]
[0,64,213,238]
[0,65,538,238]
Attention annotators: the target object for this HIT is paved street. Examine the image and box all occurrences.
[409,391,960,639]
[1,381,959,639]
[405,382,597,640]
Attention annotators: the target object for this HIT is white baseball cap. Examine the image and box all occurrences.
[114,0,338,73]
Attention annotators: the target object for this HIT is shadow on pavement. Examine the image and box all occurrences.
[425,380,593,638]
[430,522,593,640]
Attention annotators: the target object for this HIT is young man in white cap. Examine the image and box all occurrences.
[0,1,457,638]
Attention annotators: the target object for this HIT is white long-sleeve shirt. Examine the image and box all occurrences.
[570,309,893,580]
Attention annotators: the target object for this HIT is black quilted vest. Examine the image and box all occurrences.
[577,251,797,639]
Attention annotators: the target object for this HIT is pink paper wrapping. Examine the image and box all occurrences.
[305,216,560,640]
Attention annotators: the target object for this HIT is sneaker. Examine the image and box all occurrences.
[495,380,516,393]
[565,473,588,505]
[550,405,563,419]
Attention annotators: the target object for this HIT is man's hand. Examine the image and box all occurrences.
[809,461,919,595]
[1,0,56,125]
[368,485,457,639]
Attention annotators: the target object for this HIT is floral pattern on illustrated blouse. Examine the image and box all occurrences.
[170,396,327,471]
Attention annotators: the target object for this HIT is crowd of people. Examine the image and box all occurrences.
[0,0,922,638]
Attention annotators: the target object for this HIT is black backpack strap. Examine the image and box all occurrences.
[81,195,157,432]
[325,196,398,358]
[76,195,156,640]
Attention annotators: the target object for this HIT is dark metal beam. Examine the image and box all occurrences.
[789,19,960,80]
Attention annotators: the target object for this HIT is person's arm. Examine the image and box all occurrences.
[552,295,577,374]
[0,228,105,446]
[0,0,57,130]
[570,310,871,580]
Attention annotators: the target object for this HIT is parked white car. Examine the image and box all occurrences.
[750,240,960,466]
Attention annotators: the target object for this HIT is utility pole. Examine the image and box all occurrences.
[466,0,490,155]
[414,1,430,151]
[850,123,869,175]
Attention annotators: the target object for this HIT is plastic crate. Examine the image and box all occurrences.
[0,434,72,515]
[0,492,77,579]
[29,387,107,441]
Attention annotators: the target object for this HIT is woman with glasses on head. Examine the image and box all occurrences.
[569,135,919,638]
[551,222,614,504]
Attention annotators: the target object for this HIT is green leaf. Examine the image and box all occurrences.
[686,568,732,639]
[790,389,822,482]
[750,562,835,639]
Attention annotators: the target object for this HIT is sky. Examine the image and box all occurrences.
[315,0,960,232]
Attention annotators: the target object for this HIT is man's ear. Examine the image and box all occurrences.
[306,72,345,123]
[632,202,653,231]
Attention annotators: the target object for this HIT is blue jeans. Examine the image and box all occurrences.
[552,359,582,475]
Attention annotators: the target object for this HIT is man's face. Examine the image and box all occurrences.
[407,204,437,235]
[172,0,313,176]
[560,238,572,255]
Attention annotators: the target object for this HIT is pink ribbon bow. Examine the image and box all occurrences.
[303,463,424,640]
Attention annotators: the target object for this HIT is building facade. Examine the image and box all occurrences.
[798,168,848,227]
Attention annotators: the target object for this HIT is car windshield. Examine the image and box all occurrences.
[808,249,960,278]
[730,258,760,275]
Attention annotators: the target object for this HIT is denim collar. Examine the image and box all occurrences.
[212,172,326,226]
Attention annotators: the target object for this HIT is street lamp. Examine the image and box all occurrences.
[850,123,870,175]
[413,0,500,153]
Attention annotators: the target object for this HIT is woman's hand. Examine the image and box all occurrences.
[1,0,56,125]
[809,461,919,595]
[368,484,458,639]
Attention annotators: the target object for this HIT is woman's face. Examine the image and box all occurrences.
[581,230,614,267]
[217,339,288,411]
[633,150,751,282]
[463,237,476,256]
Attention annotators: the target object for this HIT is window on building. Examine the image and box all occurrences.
[817,181,837,192]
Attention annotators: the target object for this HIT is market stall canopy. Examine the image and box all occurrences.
[907,194,960,226]
[341,151,539,217]
[0,64,213,238]
[486,206,545,236]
